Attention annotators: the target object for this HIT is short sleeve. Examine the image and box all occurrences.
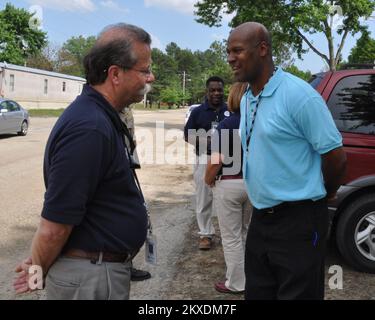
[293,96,343,154]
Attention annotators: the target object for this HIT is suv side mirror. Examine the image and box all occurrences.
[0,108,8,113]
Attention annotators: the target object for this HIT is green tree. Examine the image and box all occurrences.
[150,48,179,106]
[348,30,375,64]
[160,84,183,108]
[0,3,46,65]
[57,35,96,76]
[26,42,60,71]
[195,0,375,71]
[150,41,237,106]
[284,65,312,81]
[204,41,233,85]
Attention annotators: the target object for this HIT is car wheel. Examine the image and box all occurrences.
[336,193,375,273]
[18,121,28,136]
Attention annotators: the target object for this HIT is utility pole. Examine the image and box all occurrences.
[182,70,186,107]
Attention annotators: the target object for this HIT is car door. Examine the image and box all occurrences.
[0,101,11,134]
[7,101,23,133]
[2,101,18,133]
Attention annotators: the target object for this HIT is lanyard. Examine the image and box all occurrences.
[124,144,153,234]
[215,110,219,122]
[245,89,264,153]
[244,67,277,153]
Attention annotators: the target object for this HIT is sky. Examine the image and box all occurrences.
[1,0,374,74]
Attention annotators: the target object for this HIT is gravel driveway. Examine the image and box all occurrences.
[1,109,374,300]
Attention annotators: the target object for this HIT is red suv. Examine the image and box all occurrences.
[310,66,375,273]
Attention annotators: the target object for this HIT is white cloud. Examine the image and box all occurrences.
[150,33,164,51]
[28,0,96,12]
[144,0,197,15]
[99,0,129,13]
[144,0,236,23]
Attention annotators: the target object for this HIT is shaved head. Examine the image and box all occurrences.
[230,22,272,53]
[227,21,275,93]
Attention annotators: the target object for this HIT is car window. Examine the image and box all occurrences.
[309,73,325,89]
[8,101,20,111]
[5,101,16,112]
[327,74,375,135]
[0,102,7,110]
[1,101,14,111]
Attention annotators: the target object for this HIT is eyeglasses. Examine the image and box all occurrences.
[127,66,153,78]
[103,65,153,78]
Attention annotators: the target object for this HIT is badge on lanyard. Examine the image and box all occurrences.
[211,121,219,133]
[145,229,157,265]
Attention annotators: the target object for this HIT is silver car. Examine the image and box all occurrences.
[0,98,29,136]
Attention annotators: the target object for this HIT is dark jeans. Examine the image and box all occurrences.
[245,199,329,300]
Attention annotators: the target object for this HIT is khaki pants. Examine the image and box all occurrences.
[193,155,215,237]
[45,257,131,300]
[213,179,252,291]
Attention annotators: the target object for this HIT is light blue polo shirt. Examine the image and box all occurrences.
[240,68,342,209]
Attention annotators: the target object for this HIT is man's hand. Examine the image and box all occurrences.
[14,257,33,294]
[205,152,222,187]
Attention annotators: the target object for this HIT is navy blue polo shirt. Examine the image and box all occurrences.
[184,100,228,155]
[211,112,243,176]
[42,85,148,254]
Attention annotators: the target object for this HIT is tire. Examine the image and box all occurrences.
[18,121,28,136]
[336,193,375,273]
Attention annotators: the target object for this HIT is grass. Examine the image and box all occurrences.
[28,104,187,117]
[131,103,187,110]
[28,108,65,117]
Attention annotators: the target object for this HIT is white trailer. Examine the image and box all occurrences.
[0,62,86,109]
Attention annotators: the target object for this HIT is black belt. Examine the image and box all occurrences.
[258,200,314,214]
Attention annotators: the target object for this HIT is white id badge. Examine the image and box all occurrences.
[145,233,157,265]
[211,121,219,134]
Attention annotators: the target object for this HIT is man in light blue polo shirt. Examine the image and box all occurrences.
[227,22,347,300]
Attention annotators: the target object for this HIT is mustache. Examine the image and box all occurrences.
[138,84,152,95]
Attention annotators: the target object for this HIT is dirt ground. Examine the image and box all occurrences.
[1,108,374,300]
[162,216,375,300]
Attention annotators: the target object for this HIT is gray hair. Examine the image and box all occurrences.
[83,23,151,85]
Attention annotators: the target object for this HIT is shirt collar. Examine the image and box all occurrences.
[82,84,124,134]
[203,98,226,112]
[245,67,284,99]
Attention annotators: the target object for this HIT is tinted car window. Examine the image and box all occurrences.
[8,101,20,111]
[309,73,325,89]
[1,101,14,111]
[327,75,375,134]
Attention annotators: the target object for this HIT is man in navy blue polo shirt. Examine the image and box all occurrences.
[227,22,346,300]
[14,23,155,299]
[184,76,229,250]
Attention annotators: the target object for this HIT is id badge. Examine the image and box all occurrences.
[145,232,157,265]
[211,121,219,133]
